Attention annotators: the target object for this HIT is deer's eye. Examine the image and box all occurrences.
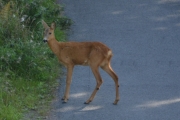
[49,32,51,35]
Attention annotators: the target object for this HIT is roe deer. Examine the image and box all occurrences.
[42,20,120,105]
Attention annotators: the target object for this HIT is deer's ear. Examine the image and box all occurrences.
[50,22,56,30]
[42,20,49,28]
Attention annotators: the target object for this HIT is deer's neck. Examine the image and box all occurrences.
[47,38,60,55]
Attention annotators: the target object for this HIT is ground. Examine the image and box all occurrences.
[48,0,180,120]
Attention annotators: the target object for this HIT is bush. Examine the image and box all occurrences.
[0,0,72,80]
[0,0,72,119]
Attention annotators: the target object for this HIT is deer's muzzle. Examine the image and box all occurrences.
[43,39,48,43]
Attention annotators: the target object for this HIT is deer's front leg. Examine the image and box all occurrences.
[84,66,103,104]
[62,65,74,103]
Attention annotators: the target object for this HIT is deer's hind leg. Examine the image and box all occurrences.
[101,63,120,105]
[84,65,103,104]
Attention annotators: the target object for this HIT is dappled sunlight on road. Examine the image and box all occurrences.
[70,92,87,98]
[55,104,103,113]
[80,105,103,111]
[112,10,123,15]
[58,106,77,112]
[152,27,168,31]
[55,91,103,113]
[158,0,180,4]
[136,98,180,108]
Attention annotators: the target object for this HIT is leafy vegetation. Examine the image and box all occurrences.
[0,0,72,119]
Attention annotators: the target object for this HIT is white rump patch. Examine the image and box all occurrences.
[107,50,112,56]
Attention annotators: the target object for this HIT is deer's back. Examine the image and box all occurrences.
[58,41,112,65]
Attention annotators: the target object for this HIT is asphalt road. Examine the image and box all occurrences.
[48,0,180,120]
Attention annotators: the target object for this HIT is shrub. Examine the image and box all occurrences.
[0,0,72,119]
[0,0,72,80]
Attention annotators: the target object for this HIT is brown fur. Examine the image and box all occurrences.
[42,20,120,104]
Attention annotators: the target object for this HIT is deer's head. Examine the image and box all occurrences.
[42,20,55,43]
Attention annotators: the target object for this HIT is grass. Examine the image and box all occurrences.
[0,72,60,120]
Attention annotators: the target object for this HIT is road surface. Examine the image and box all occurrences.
[48,0,180,119]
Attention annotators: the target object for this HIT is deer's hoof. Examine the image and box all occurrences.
[84,100,92,104]
[84,102,89,104]
[113,99,119,105]
[113,102,117,105]
[62,101,67,104]
[62,98,69,101]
